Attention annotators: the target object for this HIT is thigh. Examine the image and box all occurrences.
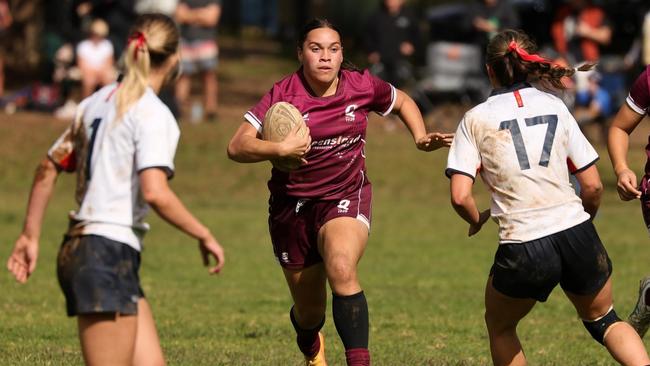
[77,312,137,366]
[558,221,612,296]
[317,217,369,295]
[485,276,537,331]
[132,299,165,366]
[491,239,561,302]
[564,277,613,320]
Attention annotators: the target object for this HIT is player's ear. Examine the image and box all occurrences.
[297,46,303,63]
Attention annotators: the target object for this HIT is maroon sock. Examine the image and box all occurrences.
[345,348,370,366]
[290,306,324,357]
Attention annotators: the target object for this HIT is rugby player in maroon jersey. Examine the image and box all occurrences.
[228,18,452,366]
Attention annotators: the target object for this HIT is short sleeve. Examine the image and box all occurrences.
[47,98,90,172]
[47,124,77,172]
[627,67,650,116]
[245,87,274,133]
[134,108,180,179]
[368,73,396,116]
[566,110,599,173]
[446,117,480,180]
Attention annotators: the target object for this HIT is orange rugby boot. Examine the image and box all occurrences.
[304,332,327,366]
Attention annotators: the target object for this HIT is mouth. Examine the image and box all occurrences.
[317,66,332,72]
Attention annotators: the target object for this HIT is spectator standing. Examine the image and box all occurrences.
[472,0,520,42]
[574,71,613,143]
[364,0,419,89]
[76,18,115,98]
[175,0,221,122]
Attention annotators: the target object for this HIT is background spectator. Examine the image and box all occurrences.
[76,18,114,98]
[0,0,12,98]
[175,0,222,122]
[574,71,613,142]
[472,0,519,42]
[365,0,419,89]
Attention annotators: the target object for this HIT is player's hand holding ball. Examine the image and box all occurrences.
[263,102,311,171]
[416,132,454,152]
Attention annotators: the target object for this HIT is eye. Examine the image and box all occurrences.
[330,47,340,53]
[310,47,320,53]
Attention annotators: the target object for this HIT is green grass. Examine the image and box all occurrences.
[2,49,650,365]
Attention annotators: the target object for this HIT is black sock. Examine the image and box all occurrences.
[332,291,369,350]
[290,306,324,357]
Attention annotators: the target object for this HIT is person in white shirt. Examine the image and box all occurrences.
[7,14,225,365]
[76,18,116,98]
[447,29,649,366]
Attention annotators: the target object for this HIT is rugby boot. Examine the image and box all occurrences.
[628,276,650,337]
[305,332,327,366]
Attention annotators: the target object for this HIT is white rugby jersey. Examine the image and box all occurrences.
[48,83,180,251]
[446,83,598,244]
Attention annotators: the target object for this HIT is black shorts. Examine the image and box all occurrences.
[490,220,612,302]
[57,235,144,317]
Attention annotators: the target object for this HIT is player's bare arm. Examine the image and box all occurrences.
[450,174,490,236]
[139,168,224,274]
[227,122,311,163]
[391,89,453,151]
[7,158,59,283]
[574,165,603,219]
[608,103,645,200]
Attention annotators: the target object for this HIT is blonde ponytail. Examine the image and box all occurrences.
[115,14,179,121]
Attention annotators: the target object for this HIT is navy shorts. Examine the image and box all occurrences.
[57,235,144,317]
[268,182,372,270]
[490,220,612,302]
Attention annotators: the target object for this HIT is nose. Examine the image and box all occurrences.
[320,49,331,62]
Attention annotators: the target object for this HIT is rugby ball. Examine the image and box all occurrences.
[262,102,308,172]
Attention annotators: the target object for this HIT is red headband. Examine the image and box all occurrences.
[128,32,147,60]
[507,41,551,64]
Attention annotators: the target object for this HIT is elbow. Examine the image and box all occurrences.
[226,141,241,162]
[141,186,168,207]
[450,192,469,208]
[581,181,604,199]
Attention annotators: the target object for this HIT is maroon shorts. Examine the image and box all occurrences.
[268,182,372,270]
[641,174,650,232]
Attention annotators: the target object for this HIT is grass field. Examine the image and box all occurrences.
[2,40,650,365]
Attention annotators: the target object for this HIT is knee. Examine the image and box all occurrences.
[292,305,325,329]
[582,307,622,345]
[327,259,357,286]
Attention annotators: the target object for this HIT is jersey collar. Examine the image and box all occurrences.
[489,82,532,97]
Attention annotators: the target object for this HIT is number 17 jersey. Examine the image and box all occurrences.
[446,83,598,243]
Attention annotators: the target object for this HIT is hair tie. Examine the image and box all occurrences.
[507,41,552,65]
[127,32,147,60]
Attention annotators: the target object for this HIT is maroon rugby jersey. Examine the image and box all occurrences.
[245,68,396,199]
[626,65,650,175]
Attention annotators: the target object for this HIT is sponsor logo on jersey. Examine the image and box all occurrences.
[281,252,290,263]
[311,134,362,149]
[302,113,309,122]
[344,104,358,123]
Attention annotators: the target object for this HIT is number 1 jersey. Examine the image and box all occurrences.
[47,83,180,251]
[446,83,598,243]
